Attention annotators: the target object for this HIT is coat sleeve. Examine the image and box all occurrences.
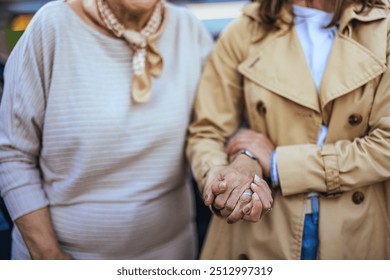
[0,12,53,220]
[277,18,390,196]
[186,18,251,192]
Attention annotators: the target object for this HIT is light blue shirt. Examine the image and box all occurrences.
[271,5,338,188]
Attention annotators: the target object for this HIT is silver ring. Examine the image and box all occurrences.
[265,207,272,214]
[242,189,253,196]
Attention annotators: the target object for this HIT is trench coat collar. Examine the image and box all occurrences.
[240,3,387,113]
[242,2,388,38]
[338,3,388,33]
[321,4,387,109]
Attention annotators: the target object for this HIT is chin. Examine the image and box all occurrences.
[122,0,160,12]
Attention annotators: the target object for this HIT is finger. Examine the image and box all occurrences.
[257,179,273,201]
[226,190,253,223]
[220,191,253,219]
[254,174,262,184]
[258,192,272,217]
[220,197,250,218]
[224,189,253,221]
[213,190,231,210]
[219,207,231,218]
[250,177,273,218]
[203,177,222,206]
[224,181,251,212]
[242,193,262,222]
[212,172,242,209]
[203,186,215,207]
[211,180,228,195]
[251,182,273,211]
[210,204,222,216]
[203,169,225,206]
[253,175,272,195]
[242,200,253,216]
[205,177,226,207]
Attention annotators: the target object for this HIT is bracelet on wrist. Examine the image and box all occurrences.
[233,149,260,165]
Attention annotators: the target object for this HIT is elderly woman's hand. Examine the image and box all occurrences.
[226,129,275,177]
[202,154,273,224]
[222,174,273,224]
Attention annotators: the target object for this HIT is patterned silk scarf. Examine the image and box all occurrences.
[82,0,167,103]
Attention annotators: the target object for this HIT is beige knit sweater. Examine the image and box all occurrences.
[0,0,213,259]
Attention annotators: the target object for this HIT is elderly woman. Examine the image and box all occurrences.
[0,0,213,259]
[187,0,390,259]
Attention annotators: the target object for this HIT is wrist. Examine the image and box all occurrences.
[29,244,64,260]
[231,153,262,175]
[230,148,260,164]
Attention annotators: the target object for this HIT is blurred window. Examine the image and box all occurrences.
[178,0,248,38]
[11,14,33,31]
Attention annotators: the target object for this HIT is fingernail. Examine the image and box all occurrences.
[251,183,258,189]
[243,206,251,214]
[254,174,261,184]
[253,193,260,201]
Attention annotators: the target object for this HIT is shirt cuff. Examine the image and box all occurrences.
[270,150,280,189]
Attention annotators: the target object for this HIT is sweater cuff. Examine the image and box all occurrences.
[3,184,49,221]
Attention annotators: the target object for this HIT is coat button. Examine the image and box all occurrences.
[352,192,364,204]
[348,114,363,126]
[256,101,266,115]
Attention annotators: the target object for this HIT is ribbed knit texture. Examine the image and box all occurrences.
[0,0,214,259]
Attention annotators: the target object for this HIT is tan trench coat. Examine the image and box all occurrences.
[187,3,390,259]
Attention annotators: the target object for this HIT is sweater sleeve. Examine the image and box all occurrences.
[0,8,54,220]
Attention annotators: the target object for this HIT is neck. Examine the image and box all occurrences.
[67,0,114,37]
[293,0,334,12]
[106,1,156,31]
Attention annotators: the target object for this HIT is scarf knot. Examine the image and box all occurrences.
[83,0,167,103]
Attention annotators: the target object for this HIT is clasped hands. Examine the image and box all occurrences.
[203,129,275,224]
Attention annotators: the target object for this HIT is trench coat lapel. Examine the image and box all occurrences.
[238,26,320,113]
[320,5,387,111]
[239,3,388,116]
[320,29,387,111]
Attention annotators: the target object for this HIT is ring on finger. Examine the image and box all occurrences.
[265,207,272,214]
[242,189,253,196]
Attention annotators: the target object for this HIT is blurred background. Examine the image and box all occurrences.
[0,0,248,60]
[0,0,248,260]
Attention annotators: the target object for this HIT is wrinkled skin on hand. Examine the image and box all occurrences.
[203,155,273,224]
[226,129,275,177]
